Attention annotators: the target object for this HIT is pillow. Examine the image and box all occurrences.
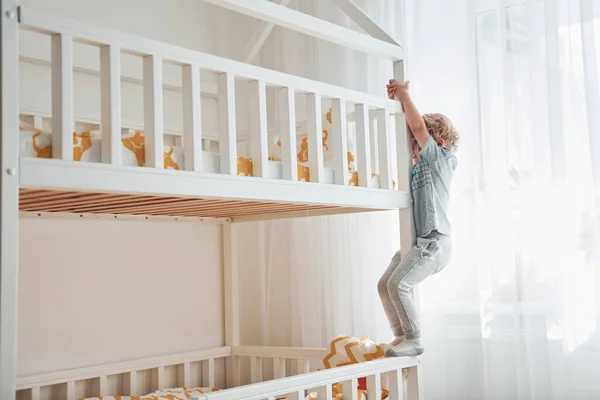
[80,386,220,400]
[321,335,389,399]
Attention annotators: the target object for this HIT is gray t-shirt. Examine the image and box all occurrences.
[411,136,457,238]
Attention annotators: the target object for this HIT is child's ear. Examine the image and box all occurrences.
[436,138,445,147]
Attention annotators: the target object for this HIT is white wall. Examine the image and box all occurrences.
[18,217,223,377]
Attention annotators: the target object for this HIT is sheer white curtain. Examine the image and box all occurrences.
[238,0,600,398]
[411,0,600,398]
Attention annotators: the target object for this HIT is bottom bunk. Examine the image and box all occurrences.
[16,342,422,400]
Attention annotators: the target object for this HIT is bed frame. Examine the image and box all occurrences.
[0,0,419,399]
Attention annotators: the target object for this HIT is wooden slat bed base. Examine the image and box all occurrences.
[19,189,343,219]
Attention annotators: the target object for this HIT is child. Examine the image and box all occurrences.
[379,80,459,357]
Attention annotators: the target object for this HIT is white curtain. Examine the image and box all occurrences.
[238,0,600,398]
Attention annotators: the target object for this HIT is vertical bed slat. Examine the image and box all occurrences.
[367,373,382,400]
[355,103,371,187]
[156,365,165,390]
[342,378,358,400]
[100,45,121,165]
[249,80,268,178]
[182,362,191,387]
[30,387,40,400]
[273,358,285,379]
[279,87,297,181]
[223,223,240,387]
[128,370,138,396]
[296,390,305,400]
[207,358,215,388]
[370,114,378,172]
[66,381,75,400]
[306,93,324,183]
[182,64,203,172]
[99,375,108,395]
[331,99,349,185]
[393,60,416,256]
[250,356,263,383]
[51,33,73,160]
[297,359,310,375]
[376,109,393,189]
[387,369,404,400]
[143,55,164,168]
[217,72,237,175]
[33,115,43,130]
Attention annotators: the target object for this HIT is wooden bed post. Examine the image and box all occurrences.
[223,222,240,388]
[393,60,423,400]
[0,1,20,399]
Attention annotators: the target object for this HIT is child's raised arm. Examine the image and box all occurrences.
[387,80,430,148]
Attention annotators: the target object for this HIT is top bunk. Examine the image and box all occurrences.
[14,2,410,222]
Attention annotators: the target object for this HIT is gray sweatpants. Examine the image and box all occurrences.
[377,232,452,340]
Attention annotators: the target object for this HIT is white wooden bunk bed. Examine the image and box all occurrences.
[0,1,420,399]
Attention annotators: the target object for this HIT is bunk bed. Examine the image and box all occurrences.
[0,1,420,399]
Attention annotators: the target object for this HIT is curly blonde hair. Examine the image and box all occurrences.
[422,113,459,151]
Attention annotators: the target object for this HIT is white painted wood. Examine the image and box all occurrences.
[367,373,382,400]
[393,60,416,254]
[223,224,239,347]
[250,357,262,384]
[273,358,286,379]
[406,363,424,400]
[30,387,40,400]
[355,103,371,187]
[376,109,393,189]
[16,347,231,390]
[203,0,403,60]
[0,2,19,398]
[233,345,325,360]
[203,139,213,152]
[182,64,203,171]
[370,115,378,171]
[100,45,121,165]
[278,87,297,181]
[249,80,268,177]
[66,381,75,400]
[330,0,400,45]
[297,359,310,375]
[143,55,164,168]
[32,115,43,130]
[20,8,402,113]
[156,365,165,390]
[128,370,138,396]
[207,358,216,388]
[51,33,74,160]
[331,99,349,185]
[217,73,237,175]
[242,0,291,63]
[19,158,410,210]
[386,369,403,400]
[342,378,358,400]
[295,390,305,400]
[182,362,191,388]
[99,375,108,395]
[223,222,239,388]
[306,93,324,183]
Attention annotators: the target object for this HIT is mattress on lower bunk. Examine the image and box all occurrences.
[19,129,389,188]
